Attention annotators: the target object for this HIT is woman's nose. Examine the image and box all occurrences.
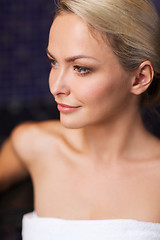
[49,68,70,96]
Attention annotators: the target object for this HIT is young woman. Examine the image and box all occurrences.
[1,0,160,239]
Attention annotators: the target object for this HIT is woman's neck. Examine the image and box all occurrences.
[81,108,154,164]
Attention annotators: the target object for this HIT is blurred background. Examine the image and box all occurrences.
[0,0,160,239]
[0,0,59,145]
[0,0,59,239]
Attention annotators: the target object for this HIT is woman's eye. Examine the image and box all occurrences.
[73,65,91,76]
[48,58,59,68]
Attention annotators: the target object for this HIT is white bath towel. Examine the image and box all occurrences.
[22,211,160,240]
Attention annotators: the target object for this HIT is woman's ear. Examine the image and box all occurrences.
[130,61,154,95]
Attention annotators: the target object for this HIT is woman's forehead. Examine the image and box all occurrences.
[48,13,115,63]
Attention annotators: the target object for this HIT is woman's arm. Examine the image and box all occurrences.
[0,128,29,192]
[0,120,60,192]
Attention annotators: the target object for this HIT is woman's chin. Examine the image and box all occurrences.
[60,115,81,129]
[59,114,88,129]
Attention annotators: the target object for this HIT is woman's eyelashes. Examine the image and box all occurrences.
[48,58,59,68]
[47,57,92,76]
[73,65,92,76]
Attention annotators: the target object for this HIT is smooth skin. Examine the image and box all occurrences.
[1,13,160,222]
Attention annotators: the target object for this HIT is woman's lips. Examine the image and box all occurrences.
[57,103,80,113]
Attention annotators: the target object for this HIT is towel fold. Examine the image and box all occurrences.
[22,211,160,240]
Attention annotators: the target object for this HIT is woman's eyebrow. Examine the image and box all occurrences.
[65,55,98,62]
[46,48,99,63]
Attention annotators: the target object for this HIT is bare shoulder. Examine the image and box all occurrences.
[151,135,160,160]
[147,135,160,179]
[10,120,63,163]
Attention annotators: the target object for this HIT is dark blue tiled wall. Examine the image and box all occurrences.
[0,0,55,106]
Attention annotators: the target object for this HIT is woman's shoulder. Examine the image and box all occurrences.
[10,120,81,163]
[10,120,64,162]
[11,120,61,142]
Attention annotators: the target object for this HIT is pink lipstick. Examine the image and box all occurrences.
[57,103,80,113]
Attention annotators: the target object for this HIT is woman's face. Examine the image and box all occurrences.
[47,13,135,129]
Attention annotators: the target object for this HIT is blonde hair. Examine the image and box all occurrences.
[56,0,160,106]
